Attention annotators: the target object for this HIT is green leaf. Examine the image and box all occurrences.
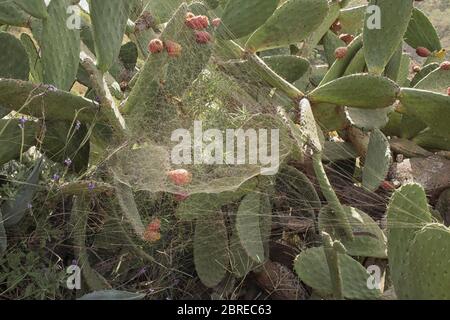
[363,0,413,75]
[0,0,29,26]
[399,88,450,138]
[0,32,30,80]
[262,55,310,83]
[245,0,329,52]
[90,0,132,72]
[217,0,278,40]
[41,0,80,90]
[386,184,432,299]
[294,246,381,299]
[405,7,441,52]
[236,192,265,263]
[2,158,43,227]
[78,290,146,300]
[194,210,229,288]
[0,119,37,167]
[20,33,43,83]
[310,74,400,109]
[13,0,48,20]
[362,129,392,191]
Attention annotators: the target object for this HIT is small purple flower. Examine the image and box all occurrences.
[136,267,147,277]
[64,158,72,167]
[27,203,33,209]
[88,182,95,192]
[94,96,101,104]
[74,120,81,131]
[52,173,60,182]
[18,116,27,129]
[71,259,78,266]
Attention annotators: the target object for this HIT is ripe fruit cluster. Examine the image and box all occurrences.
[148,38,182,57]
[185,12,213,45]
[143,218,162,243]
[168,169,192,186]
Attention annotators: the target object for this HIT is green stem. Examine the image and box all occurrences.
[312,152,354,240]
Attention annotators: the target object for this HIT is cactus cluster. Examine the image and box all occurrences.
[0,0,449,300]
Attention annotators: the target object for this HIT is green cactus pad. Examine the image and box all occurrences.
[0,119,37,167]
[322,30,346,66]
[0,0,29,26]
[319,205,387,258]
[362,129,392,191]
[410,63,439,87]
[90,0,132,72]
[217,0,278,40]
[384,45,402,81]
[322,141,357,162]
[397,53,412,87]
[114,181,146,239]
[229,231,257,278]
[20,33,43,83]
[0,32,30,80]
[345,107,391,131]
[13,0,48,20]
[415,67,450,95]
[164,2,213,97]
[78,290,146,300]
[338,5,365,35]
[41,0,80,91]
[245,0,329,52]
[294,246,381,299]
[261,55,310,83]
[413,129,450,152]
[194,210,229,288]
[299,98,324,152]
[343,48,366,76]
[405,7,442,52]
[320,35,363,85]
[399,88,450,138]
[387,183,432,299]
[310,74,400,109]
[175,193,220,221]
[142,0,184,24]
[363,0,413,75]
[236,192,265,263]
[2,158,43,227]
[0,79,104,123]
[42,121,90,173]
[301,0,340,57]
[403,224,450,299]
[312,102,348,132]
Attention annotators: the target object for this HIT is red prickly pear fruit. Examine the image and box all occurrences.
[185,15,209,30]
[165,41,182,57]
[330,20,341,33]
[416,46,431,57]
[148,38,164,54]
[195,31,211,44]
[212,18,221,27]
[143,218,161,243]
[381,180,396,191]
[334,47,348,59]
[339,33,354,45]
[447,87,450,96]
[168,169,192,186]
[186,12,195,20]
[412,65,421,73]
[440,61,450,70]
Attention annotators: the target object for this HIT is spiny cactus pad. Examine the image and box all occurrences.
[362,129,392,191]
[0,32,30,80]
[294,246,381,299]
[194,210,229,288]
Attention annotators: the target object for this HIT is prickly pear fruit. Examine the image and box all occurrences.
[143,218,161,243]
[175,192,189,201]
[195,31,211,44]
[412,65,421,73]
[331,20,341,33]
[335,47,348,59]
[148,38,164,54]
[416,46,431,57]
[212,18,221,27]
[185,14,209,30]
[339,34,354,45]
[165,41,182,57]
[168,169,192,186]
[447,87,450,96]
[440,61,450,70]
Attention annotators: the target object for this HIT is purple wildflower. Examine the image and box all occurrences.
[18,116,27,129]
[75,120,81,131]
[27,203,32,209]
[64,158,72,167]
[88,182,95,192]
[46,84,57,92]
[52,173,60,182]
